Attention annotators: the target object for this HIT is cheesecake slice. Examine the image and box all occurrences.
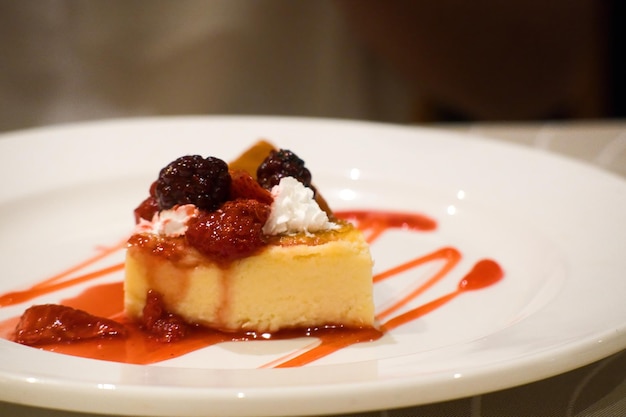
[124,141,374,334]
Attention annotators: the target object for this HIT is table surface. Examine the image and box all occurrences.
[1,120,625,417]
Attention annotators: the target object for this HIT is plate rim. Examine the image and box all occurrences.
[1,115,625,416]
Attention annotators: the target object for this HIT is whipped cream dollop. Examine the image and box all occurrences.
[134,204,198,237]
[262,176,338,235]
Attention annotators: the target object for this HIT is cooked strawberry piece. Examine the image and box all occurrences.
[142,290,190,342]
[134,195,160,223]
[14,304,126,345]
[186,199,271,264]
[229,169,273,205]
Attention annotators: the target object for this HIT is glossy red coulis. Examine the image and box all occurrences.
[0,210,503,368]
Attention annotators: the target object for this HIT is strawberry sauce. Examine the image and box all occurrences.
[0,210,503,368]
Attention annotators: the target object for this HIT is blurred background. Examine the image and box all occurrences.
[0,0,623,133]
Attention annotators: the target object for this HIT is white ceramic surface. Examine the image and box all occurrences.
[0,116,625,417]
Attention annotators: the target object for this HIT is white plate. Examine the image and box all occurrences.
[0,116,625,417]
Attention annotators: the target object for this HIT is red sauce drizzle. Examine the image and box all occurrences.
[339,210,436,243]
[381,259,504,332]
[0,210,504,368]
[0,240,126,307]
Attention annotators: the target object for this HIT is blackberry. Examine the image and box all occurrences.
[155,155,231,211]
[256,149,312,190]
